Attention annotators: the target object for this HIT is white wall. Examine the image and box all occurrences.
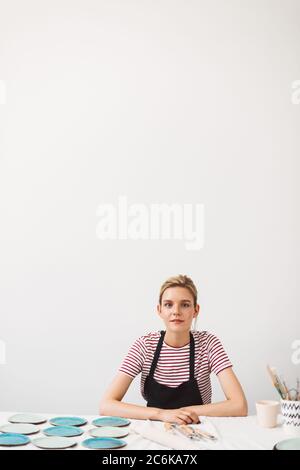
[0,0,299,415]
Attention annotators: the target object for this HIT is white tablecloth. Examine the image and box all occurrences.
[0,411,289,450]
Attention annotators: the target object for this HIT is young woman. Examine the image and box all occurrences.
[99,275,247,424]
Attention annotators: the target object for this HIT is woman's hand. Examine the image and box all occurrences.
[156,408,200,425]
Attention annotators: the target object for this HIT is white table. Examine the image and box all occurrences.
[0,411,289,450]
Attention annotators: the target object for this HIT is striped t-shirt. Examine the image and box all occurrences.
[118,330,233,405]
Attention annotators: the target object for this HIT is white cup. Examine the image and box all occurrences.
[256,400,280,428]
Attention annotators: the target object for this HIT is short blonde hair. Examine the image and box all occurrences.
[159,274,198,307]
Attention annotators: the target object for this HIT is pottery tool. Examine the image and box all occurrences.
[271,367,287,398]
[163,422,217,441]
[178,425,201,440]
[179,425,217,441]
[266,365,286,399]
[164,422,200,440]
[282,380,291,400]
[190,427,217,441]
[267,365,300,401]
[164,422,175,433]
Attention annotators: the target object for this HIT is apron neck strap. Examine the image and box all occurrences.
[149,330,165,377]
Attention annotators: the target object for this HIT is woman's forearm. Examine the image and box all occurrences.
[182,399,248,417]
[99,399,161,421]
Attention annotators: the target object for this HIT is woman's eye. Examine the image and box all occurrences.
[183,303,190,307]
[165,303,172,307]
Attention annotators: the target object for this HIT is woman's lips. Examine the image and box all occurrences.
[171,320,184,324]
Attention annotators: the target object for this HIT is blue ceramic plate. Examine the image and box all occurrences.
[49,416,87,427]
[92,417,130,427]
[0,433,30,446]
[82,437,127,449]
[43,425,84,437]
[274,437,300,450]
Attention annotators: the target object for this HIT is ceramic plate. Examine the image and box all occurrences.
[0,423,39,435]
[49,416,87,427]
[89,426,129,438]
[274,437,300,450]
[0,433,30,446]
[82,437,127,449]
[8,413,47,424]
[32,436,77,449]
[43,425,84,437]
[92,417,130,427]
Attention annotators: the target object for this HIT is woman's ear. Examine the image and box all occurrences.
[194,304,200,318]
[157,304,162,318]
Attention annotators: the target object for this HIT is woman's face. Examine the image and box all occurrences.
[157,287,199,332]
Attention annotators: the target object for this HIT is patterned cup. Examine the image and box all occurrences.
[281,399,300,436]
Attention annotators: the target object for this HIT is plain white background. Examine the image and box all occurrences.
[0,0,299,415]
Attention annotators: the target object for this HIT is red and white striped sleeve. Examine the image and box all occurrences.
[118,336,147,379]
[207,334,233,375]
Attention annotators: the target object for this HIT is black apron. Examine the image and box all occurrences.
[144,330,203,409]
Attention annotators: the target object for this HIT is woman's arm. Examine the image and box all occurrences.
[181,368,248,417]
[99,372,200,424]
[99,372,161,420]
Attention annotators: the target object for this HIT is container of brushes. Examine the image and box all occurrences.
[281,399,300,436]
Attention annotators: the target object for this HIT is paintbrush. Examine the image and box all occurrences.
[163,422,202,441]
[271,367,287,398]
[266,365,286,399]
[282,380,291,400]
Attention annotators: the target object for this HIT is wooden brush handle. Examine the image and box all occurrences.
[164,422,173,432]
[193,429,216,440]
[179,425,194,436]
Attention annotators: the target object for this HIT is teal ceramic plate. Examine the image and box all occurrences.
[8,413,47,424]
[82,437,127,449]
[43,425,84,437]
[0,423,39,435]
[89,426,129,438]
[49,416,87,427]
[32,436,77,449]
[274,437,300,450]
[43,426,84,437]
[0,433,30,446]
[92,417,130,427]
